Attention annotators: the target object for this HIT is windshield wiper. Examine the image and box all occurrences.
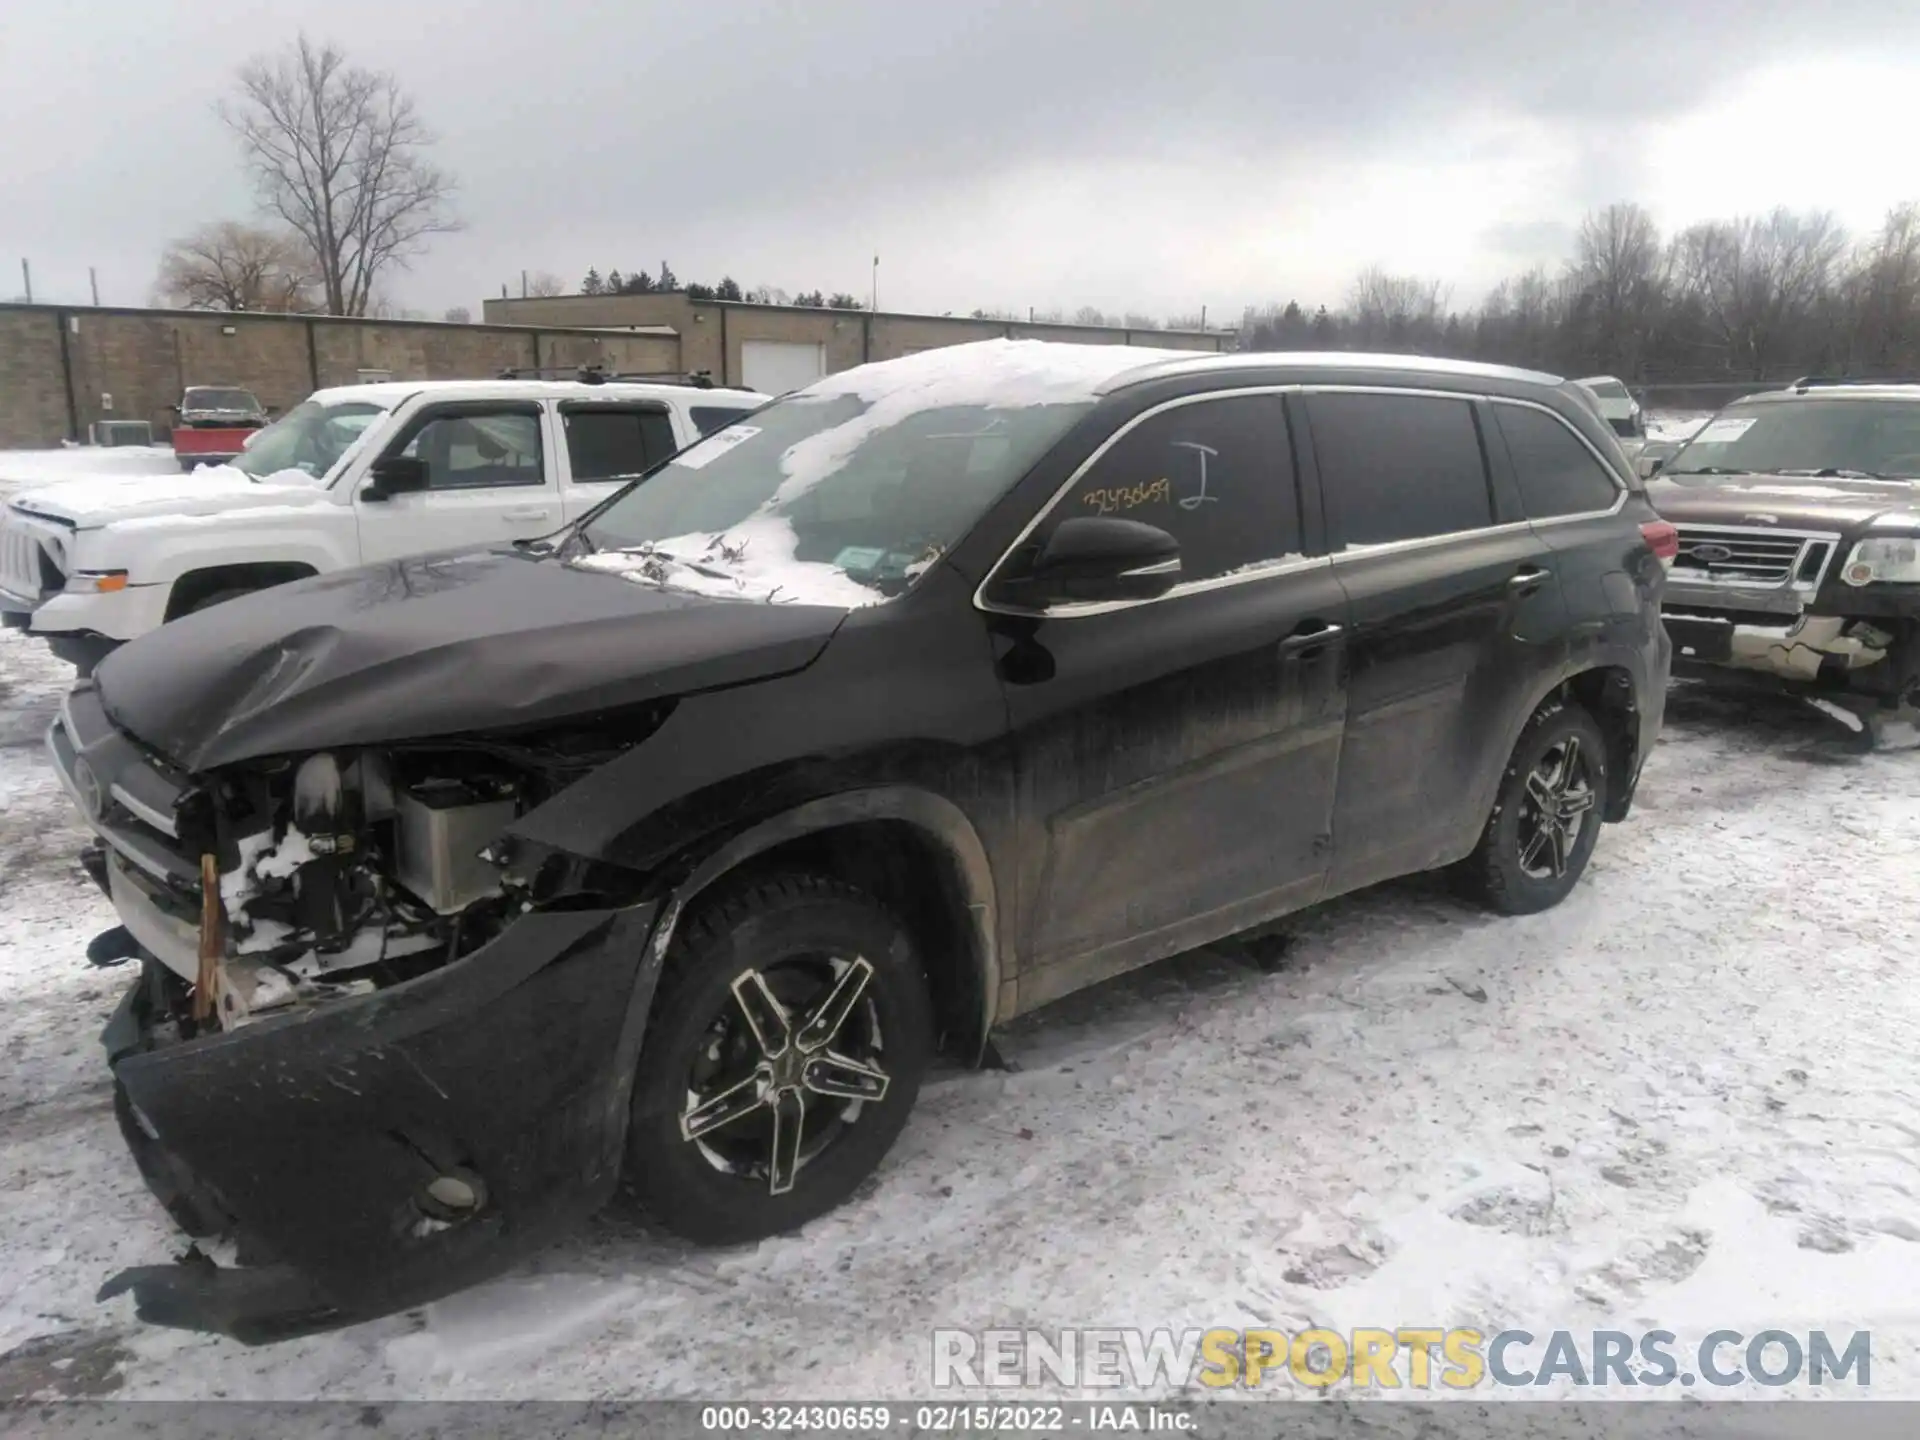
[1664,466,1747,476]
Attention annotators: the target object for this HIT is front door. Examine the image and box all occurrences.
[1301,388,1570,893]
[354,401,561,562]
[989,390,1349,1011]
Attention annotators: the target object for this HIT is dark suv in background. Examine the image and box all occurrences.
[1648,378,1920,740]
[51,342,1671,1341]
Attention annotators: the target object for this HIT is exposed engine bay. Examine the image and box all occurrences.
[191,748,528,1026]
[51,678,655,1035]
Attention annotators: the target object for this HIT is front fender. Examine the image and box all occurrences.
[92,512,354,590]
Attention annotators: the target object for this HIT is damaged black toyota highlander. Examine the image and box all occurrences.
[51,341,1670,1342]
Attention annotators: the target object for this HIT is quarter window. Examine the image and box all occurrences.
[691,405,757,436]
[1307,392,1492,546]
[1052,393,1302,583]
[1495,404,1621,518]
[564,407,679,482]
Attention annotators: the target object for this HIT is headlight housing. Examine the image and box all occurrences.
[1841,537,1920,586]
[65,569,129,594]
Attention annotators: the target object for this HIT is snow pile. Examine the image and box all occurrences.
[574,515,880,609]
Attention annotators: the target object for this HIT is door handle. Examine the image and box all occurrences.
[1508,566,1551,593]
[502,507,552,523]
[1278,621,1344,657]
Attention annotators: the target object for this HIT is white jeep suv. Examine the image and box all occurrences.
[1,376,766,671]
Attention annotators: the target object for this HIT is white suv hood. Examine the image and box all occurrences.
[7,466,329,527]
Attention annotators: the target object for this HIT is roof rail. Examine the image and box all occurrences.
[495,363,716,388]
[1789,374,1920,391]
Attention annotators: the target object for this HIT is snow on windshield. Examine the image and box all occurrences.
[578,340,1185,608]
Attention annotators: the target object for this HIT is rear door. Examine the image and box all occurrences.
[1303,387,1569,893]
[354,400,560,562]
[557,401,682,519]
[993,389,1350,1010]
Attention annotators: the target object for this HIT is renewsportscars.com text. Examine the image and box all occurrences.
[932,1327,1872,1390]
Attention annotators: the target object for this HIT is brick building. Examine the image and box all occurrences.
[481,292,1233,394]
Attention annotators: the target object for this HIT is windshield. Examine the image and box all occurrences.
[184,388,261,412]
[232,399,389,483]
[1663,399,1920,481]
[577,391,1094,606]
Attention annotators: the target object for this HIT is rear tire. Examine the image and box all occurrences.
[1458,698,1609,915]
[622,872,932,1245]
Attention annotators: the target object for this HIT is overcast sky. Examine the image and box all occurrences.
[6,0,1920,323]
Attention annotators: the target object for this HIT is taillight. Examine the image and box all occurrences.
[1640,520,1678,569]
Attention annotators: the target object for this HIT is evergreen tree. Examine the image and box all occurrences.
[581,267,604,295]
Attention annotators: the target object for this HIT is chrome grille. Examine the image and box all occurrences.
[1,518,45,598]
[1671,525,1837,591]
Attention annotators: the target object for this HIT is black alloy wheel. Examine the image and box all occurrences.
[623,873,932,1244]
[1459,698,1610,915]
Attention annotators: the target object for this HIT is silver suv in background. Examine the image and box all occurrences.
[1573,376,1647,442]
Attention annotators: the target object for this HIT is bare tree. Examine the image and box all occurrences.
[221,35,459,316]
[1842,204,1920,373]
[1671,208,1847,377]
[1347,267,1449,350]
[1570,202,1666,376]
[525,272,566,298]
[153,221,316,311]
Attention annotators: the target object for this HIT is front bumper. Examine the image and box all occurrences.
[97,900,664,1343]
[1665,609,1914,698]
[13,582,170,643]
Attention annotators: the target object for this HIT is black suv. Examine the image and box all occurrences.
[49,342,1671,1341]
[1647,379,1920,740]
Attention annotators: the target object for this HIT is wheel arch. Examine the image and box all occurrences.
[657,787,1001,1064]
[1474,660,1646,832]
[163,560,321,621]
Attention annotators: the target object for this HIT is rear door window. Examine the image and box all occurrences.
[563,406,679,482]
[1052,393,1302,582]
[1306,392,1493,546]
[1493,403,1622,519]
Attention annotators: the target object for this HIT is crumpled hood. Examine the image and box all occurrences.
[94,547,848,771]
[1648,474,1920,537]
[9,467,325,527]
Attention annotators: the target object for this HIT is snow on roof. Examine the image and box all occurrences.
[306,379,767,406]
[772,339,1187,504]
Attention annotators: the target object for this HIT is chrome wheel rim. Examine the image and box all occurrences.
[679,955,889,1195]
[1517,735,1596,880]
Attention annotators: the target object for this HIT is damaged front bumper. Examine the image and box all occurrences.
[1665,608,1917,704]
[97,900,663,1344]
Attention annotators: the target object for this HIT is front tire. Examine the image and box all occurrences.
[1458,698,1609,915]
[623,873,932,1245]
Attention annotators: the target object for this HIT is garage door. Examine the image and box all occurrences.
[741,341,827,395]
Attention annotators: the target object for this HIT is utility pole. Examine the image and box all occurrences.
[1200,304,1207,332]
[89,268,99,306]
[870,254,879,313]
[520,269,528,299]
[20,258,31,304]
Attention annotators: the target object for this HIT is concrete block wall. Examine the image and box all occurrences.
[0,304,684,448]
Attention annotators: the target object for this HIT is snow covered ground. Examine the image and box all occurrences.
[3,581,1919,1411]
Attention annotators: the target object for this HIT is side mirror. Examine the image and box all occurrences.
[1007,516,1182,606]
[1639,455,1665,479]
[240,430,260,451]
[363,454,428,501]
